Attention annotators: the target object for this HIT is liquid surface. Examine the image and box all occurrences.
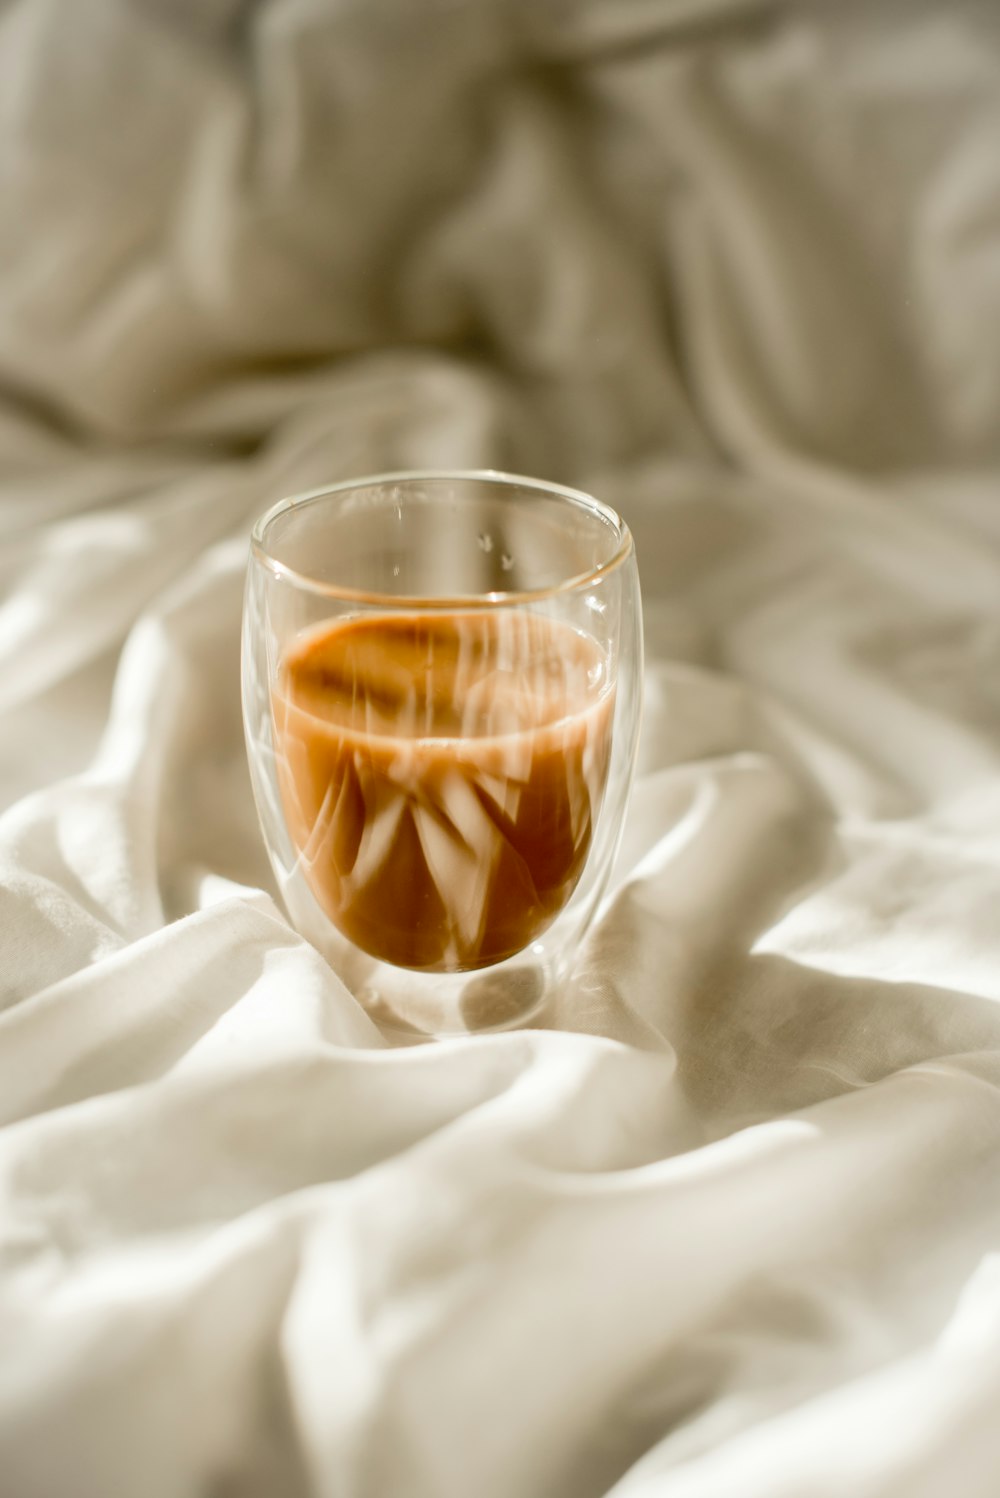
[273,611,614,971]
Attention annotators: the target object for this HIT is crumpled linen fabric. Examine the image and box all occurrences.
[3,1,1000,1495]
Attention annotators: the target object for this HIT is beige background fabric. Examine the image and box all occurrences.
[3,1,1000,1493]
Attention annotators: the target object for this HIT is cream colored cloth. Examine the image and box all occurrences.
[4,1,1000,1494]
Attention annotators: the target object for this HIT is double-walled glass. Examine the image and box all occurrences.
[243,471,642,1037]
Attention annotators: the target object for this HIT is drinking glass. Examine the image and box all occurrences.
[242,471,642,1037]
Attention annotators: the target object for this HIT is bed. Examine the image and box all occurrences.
[3,1,1000,1493]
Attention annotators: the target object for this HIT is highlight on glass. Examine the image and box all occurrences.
[242,471,643,1037]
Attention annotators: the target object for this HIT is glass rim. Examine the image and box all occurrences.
[249,468,634,607]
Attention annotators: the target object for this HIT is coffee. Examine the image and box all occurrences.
[272,611,613,972]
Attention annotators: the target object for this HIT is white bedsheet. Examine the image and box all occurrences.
[3,1,1000,1494]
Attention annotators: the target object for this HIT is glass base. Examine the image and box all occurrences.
[282,874,553,1040]
[357,961,548,1041]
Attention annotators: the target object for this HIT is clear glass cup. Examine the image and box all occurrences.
[242,471,642,1038]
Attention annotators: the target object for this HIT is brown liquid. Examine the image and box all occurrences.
[273,611,613,972]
